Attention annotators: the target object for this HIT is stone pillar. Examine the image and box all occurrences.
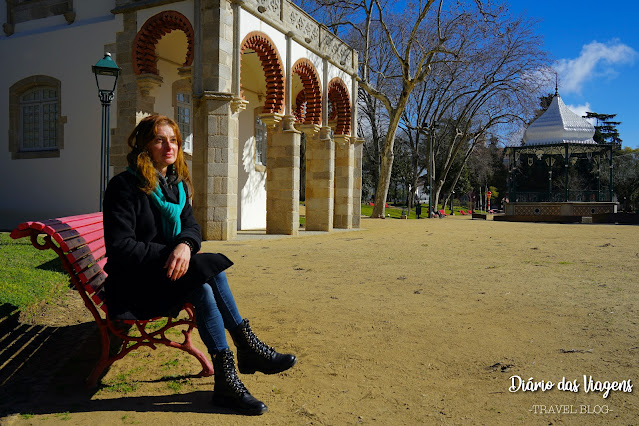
[193,92,238,240]
[264,114,301,235]
[334,135,354,229]
[352,137,364,228]
[300,124,334,231]
[191,0,238,240]
[111,10,151,175]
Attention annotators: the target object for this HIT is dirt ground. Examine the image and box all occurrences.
[1,215,638,425]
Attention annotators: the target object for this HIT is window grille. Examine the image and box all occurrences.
[176,92,192,153]
[19,87,58,152]
[255,115,267,166]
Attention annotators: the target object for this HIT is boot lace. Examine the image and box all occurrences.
[243,320,277,360]
[221,351,249,394]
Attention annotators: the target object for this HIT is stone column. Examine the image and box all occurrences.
[263,114,301,235]
[191,0,238,240]
[193,92,238,240]
[334,135,354,229]
[352,137,364,228]
[350,70,362,228]
[111,10,154,175]
[300,124,334,231]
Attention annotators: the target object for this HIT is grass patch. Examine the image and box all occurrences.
[101,367,144,394]
[361,203,422,219]
[0,232,70,316]
[160,373,191,393]
[161,358,180,369]
[54,412,71,421]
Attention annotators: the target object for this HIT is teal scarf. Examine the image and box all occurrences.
[149,180,186,242]
[127,167,186,242]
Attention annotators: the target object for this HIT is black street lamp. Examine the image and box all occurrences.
[92,52,120,211]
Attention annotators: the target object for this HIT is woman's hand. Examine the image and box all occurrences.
[165,243,191,281]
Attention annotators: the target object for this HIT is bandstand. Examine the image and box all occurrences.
[503,92,617,220]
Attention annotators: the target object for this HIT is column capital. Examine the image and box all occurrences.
[231,97,249,114]
[258,112,284,129]
[282,115,301,133]
[334,134,351,148]
[319,126,332,140]
[297,123,321,138]
[136,73,163,96]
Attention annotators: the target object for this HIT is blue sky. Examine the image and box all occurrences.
[507,1,639,148]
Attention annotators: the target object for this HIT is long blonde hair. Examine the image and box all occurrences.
[126,115,193,196]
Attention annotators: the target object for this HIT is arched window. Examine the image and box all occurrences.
[176,92,192,153]
[9,75,65,159]
[173,79,193,154]
[255,114,267,166]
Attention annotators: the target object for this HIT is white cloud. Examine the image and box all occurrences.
[566,102,592,120]
[555,40,637,94]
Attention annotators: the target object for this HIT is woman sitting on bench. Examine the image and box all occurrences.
[103,115,296,416]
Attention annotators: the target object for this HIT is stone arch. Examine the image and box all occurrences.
[241,32,285,115]
[133,11,194,76]
[294,90,306,123]
[291,59,322,125]
[327,78,351,135]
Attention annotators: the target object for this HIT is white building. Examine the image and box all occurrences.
[0,0,362,239]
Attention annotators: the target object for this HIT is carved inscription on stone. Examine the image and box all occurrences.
[321,30,351,67]
[255,0,280,17]
[288,7,319,44]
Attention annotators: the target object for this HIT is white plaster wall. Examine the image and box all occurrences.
[237,92,267,230]
[239,9,286,61]
[0,5,121,230]
[153,58,181,115]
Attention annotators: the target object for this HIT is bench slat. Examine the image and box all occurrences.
[71,247,107,274]
[84,272,107,296]
[16,213,103,232]
[60,229,105,252]
[77,260,107,285]
[66,239,106,264]
[53,222,104,245]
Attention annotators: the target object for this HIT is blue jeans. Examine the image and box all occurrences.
[186,271,243,354]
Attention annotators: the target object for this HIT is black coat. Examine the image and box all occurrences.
[103,170,233,320]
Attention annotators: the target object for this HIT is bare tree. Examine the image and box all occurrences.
[398,9,550,212]
[297,0,549,217]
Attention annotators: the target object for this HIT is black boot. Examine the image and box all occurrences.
[229,319,297,374]
[212,349,267,415]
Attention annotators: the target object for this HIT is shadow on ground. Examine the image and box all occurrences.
[0,304,228,418]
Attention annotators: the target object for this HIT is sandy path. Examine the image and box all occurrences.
[2,216,638,425]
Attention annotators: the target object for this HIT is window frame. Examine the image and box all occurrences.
[9,75,65,160]
[172,79,193,157]
[254,107,267,171]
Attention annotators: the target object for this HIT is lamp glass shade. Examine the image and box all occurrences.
[92,53,120,93]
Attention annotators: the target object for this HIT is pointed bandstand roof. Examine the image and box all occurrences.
[523,94,596,146]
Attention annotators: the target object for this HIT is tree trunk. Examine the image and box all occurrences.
[371,151,394,217]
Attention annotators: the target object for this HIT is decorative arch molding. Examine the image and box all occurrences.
[291,59,322,125]
[240,32,285,115]
[328,78,351,135]
[132,10,194,76]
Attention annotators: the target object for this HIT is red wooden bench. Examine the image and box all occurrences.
[10,213,214,388]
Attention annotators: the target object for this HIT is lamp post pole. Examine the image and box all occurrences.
[98,89,114,211]
[92,53,120,211]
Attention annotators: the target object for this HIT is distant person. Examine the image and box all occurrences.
[103,115,296,416]
[415,203,422,219]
